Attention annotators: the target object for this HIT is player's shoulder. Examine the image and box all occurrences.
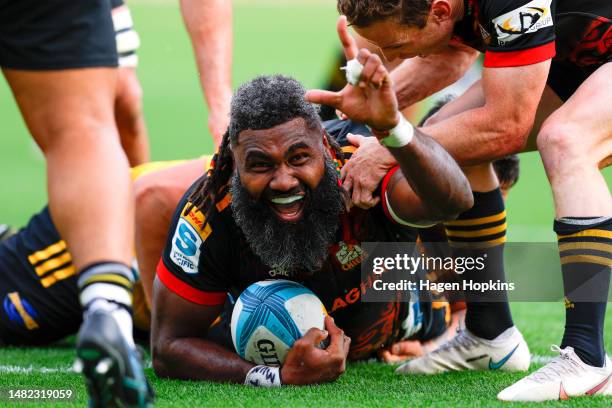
[165,177,235,273]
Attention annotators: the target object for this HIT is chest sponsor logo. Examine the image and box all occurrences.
[268,267,290,278]
[170,218,202,274]
[335,241,364,271]
[492,0,552,45]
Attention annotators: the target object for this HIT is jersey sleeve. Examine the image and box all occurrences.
[158,178,232,306]
[482,0,556,67]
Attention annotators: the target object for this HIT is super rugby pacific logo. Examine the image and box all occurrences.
[170,218,202,274]
[492,0,552,44]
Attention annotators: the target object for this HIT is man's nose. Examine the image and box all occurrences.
[269,165,299,192]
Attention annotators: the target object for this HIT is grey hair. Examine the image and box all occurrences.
[228,75,322,145]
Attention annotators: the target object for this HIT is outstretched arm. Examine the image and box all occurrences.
[180,0,233,146]
[306,17,473,223]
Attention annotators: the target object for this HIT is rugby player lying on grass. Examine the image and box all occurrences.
[150,71,473,386]
[0,97,519,367]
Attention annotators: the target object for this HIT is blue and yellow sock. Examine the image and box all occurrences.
[555,217,611,367]
[444,188,514,340]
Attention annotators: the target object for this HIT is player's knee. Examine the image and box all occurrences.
[537,119,583,160]
[39,119,118,154]
[134,179,168,220]
[537,119,588,175]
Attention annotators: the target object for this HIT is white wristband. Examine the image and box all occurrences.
[341,59,363,85]
[244,365,282,387]
[378,115,414,148]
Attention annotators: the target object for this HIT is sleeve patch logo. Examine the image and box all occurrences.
[170,218,202,274]
[492,0,552,45]
[180,201,213,240]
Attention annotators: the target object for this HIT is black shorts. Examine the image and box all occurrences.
[546,61,600,102]
[0,207,82,345]
[547,11,612,101]
[0,0,117,70]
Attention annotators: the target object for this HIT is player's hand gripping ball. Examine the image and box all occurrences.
[231,280,327,366]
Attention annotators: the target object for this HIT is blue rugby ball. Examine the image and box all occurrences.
[231,280,327,366]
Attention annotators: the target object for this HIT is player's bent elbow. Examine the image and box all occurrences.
[437,176,474,221]
[152,353,171,378]
[151,340,173,378]
[452,187,475,217]
[435,192,473,223]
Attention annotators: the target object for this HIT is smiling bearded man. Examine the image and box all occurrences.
[151,74,474,386]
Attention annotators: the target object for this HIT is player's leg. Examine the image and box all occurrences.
[499,63,612,402]
[396,86,527,375]
[3,68,133,271]
[3,68,153,403]
[116,67,149,166]
[134,158,209,306]
[113,2,149,166]
[1,0,150,403]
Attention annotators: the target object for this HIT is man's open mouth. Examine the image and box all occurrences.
[269,194,305,222]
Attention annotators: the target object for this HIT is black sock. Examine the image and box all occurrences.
[555,217,611,367]
[445,188,514,340]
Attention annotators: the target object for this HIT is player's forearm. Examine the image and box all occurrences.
[421,106,529,166]
[153,337,252,383]
[180,0,233,118]
[392,48,479,110]
[389,129,473,219]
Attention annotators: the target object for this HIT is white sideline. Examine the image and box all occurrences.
[0,356,554,374]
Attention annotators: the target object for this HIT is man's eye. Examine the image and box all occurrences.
[251,162,272,171]
[290,154,309,165]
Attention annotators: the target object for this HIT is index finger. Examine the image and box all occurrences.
[324,316,346,354]
[338,16,358,60]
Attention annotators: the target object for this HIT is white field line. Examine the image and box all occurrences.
[0,356,555,374]
[0,365,73,374]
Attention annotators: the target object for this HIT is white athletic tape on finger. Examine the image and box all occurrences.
[341,59,364,85]
[244,365,282,387]
[379,115,414,148]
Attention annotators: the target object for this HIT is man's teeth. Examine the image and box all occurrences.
[270,195,303,205]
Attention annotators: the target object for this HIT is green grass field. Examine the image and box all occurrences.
[0,1,611,407]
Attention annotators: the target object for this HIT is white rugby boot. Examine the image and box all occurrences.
[396,326,530,375]
[497,346,612,402]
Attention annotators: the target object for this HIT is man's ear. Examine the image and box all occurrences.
[322,130,335,158]
[322,131,330,147]
[430,0,452,23]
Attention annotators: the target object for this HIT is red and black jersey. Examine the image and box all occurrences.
[157,119,450,360]
[452,0,611,68]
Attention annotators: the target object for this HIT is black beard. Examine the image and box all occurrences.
[230,159,344,275]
